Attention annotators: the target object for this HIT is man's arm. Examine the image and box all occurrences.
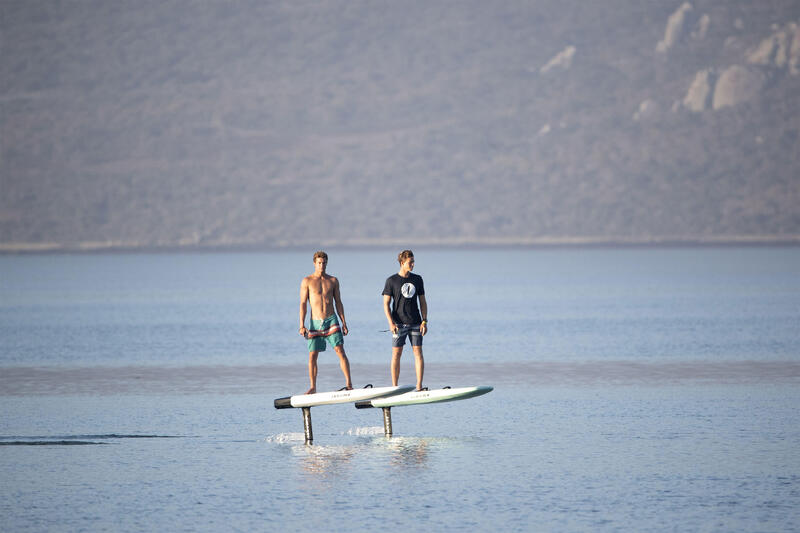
[383,294,397,333]
[299,278,309,337]
[419,294,428,335]
[333,279,348,335]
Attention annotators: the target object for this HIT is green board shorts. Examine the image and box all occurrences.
[306,315,344,352]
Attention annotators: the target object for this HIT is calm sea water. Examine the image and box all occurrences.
[2,247,799,531]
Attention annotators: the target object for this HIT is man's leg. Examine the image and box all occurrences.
[307,351,319,394]
[333,344,353,389]
[390,346,404,386]
[412,345,424,390]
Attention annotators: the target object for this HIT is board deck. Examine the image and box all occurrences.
[274,384,415,409]
[355,386,493,408]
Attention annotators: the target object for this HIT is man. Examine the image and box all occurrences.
[299,251,353,394]
[382,250,428,391]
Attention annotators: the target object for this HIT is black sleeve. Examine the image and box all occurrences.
[382,276,394,297]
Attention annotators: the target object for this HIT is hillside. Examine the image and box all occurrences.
[1,0,799,250]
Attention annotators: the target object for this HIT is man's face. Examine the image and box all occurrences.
[403,257,415,271]
[314,257,327,274]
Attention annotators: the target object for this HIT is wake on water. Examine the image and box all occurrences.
[263,426,384,444]
[344,426,384,436]
[0,434,183,445]
[263,432,306,444]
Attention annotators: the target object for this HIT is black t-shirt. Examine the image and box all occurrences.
[382,273,425,325]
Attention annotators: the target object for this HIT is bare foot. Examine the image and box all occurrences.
[305,387,316,395]
[345,384,353,390]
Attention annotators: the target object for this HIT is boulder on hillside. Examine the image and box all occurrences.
[793,23,800,75]
[712,65,767,110]
[692,14,710,40]
[657,2,693,53]
[747,21,799,75]
[683,69,714,111]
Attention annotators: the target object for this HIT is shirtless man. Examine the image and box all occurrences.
[299,251,353,394]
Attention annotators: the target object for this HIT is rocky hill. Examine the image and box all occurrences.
[1,0,799,251]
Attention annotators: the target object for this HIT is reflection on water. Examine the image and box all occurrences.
[384,437,431,469]
[264,431,361,478]
[293,444,357,477]
[292,437,432,475]
[265,429,434,477]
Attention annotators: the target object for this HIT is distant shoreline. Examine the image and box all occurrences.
[1,235,799,254]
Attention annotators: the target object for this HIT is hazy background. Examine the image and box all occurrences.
[2,0,799,251]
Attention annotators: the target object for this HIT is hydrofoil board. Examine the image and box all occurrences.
[355,386,493,409]
[274,384,414,409]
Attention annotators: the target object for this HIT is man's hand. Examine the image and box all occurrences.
[342,323,349,336]
[420,322,427,336]
[299,326,308,338]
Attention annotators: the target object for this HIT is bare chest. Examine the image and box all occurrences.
[307,278,335,298]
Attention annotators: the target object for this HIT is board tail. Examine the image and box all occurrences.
[274,396,292,409]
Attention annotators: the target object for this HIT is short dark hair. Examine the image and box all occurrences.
[313,251,328,262]
[397,250,414,264]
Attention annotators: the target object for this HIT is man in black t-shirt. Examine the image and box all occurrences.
[382,250,428,390]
